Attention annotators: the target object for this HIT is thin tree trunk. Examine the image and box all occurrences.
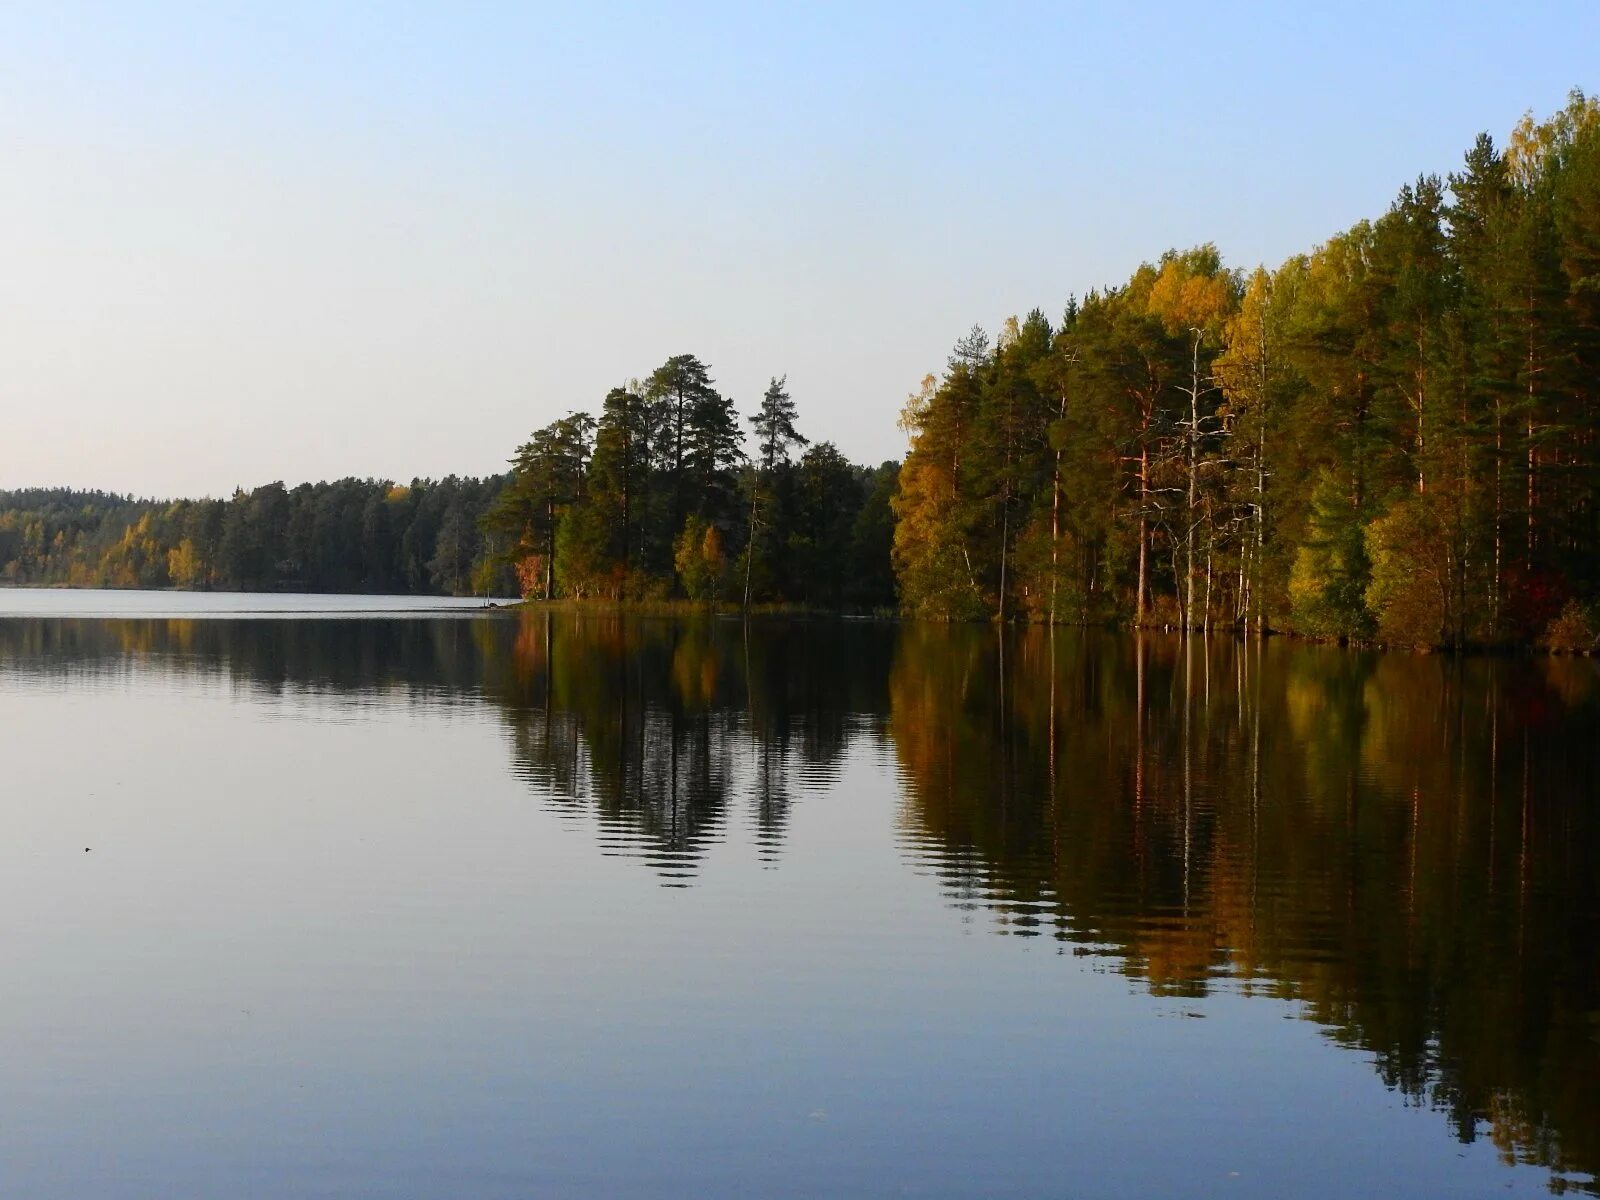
[1050,392,1069,626]
[1185,330,1202,631]
[1236,538,1248,628]
[545,499,555,600]
[1255,297,1269,635]
[743,482,759,612]
[1050,465,1061,624]
[1137,447,1149,627]
[998,496,1009,623]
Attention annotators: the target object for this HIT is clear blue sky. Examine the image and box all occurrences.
[3,1,1596,496]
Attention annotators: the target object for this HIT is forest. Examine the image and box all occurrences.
[479,358,899,609]
[0,478,515,595]
[4,93,1599,645]
[894,92,1600,647]
[0,357,900,608]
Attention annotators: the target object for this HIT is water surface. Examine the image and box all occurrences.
[0,588,507,618]
[2,600,1597,1198]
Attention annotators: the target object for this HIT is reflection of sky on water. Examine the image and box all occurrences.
[0,612,1595,1198]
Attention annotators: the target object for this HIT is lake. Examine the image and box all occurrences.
[1,595,1597,1198]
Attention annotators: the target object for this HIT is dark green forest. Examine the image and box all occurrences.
[479,359,899,609]
[5,93,1600,645]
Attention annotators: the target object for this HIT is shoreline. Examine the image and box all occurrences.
[1,583,1593,655]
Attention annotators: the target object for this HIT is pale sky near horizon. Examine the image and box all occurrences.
[3,2,1597,498]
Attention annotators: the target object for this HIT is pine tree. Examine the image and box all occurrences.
[744,375,808,607]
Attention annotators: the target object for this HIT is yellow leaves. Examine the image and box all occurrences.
[513,553,547,599]
[1142,245,1236,336]
[1506,113,1546,187]
[167,538,203,589]
[890,453,984,620]
[890,455,955,575]
[898,373,938,437]
[1506,89,1600,188]
[700,523,724,573]
[673,516,727,603]
[996,314,1022,350]
[1214,266,1274,413]
[1364,494,1454,645]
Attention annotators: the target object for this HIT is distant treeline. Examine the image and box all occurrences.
[894,92,1600,647]
[0,479,515,595]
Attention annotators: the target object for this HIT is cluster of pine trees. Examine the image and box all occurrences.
[0,478,512,594]
[894,92,1600,647]
[483,353,899,609]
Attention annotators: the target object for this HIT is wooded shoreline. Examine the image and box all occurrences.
[5,94,1599,653]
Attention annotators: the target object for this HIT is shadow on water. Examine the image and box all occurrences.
[2,613,1599,1192]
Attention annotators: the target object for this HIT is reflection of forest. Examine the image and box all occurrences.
[491,615,892,879]
[0,614,892,879]
[5,615,1597,1191]
[890,626,1600,1196]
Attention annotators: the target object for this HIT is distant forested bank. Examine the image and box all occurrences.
[0,480,516,596]
[7,94,1600,647]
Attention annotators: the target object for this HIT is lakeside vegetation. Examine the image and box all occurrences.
[894,91,1600,649]
[4,94,1600,647]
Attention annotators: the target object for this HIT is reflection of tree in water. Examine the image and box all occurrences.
[493,617,737,883]
[493,615,890,877]
[738,618,887,861]
[0,615,505,699]
[10,614,1600,1191]
[0,613,883,883]
[890,625,1600,1195]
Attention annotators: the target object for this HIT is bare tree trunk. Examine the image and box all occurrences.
[1050,375,1070,625]
[742,483,758,612]
[1255,302,1269,635]
[997,429,1013,623]
[1050,466,1061,624]
[545,500,555,600]
[1185,330,1202,631]
[1236,538,1248,629]
[1527,412,1537,564]
[1137,444,1150,627]
[1526,289,1539,567]
[998,493,1010,623]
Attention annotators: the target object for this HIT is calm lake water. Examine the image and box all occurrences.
[0,588,508,619]
[2,596,1597,1198]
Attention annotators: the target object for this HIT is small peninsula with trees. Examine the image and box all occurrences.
[4,92,1599,650]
